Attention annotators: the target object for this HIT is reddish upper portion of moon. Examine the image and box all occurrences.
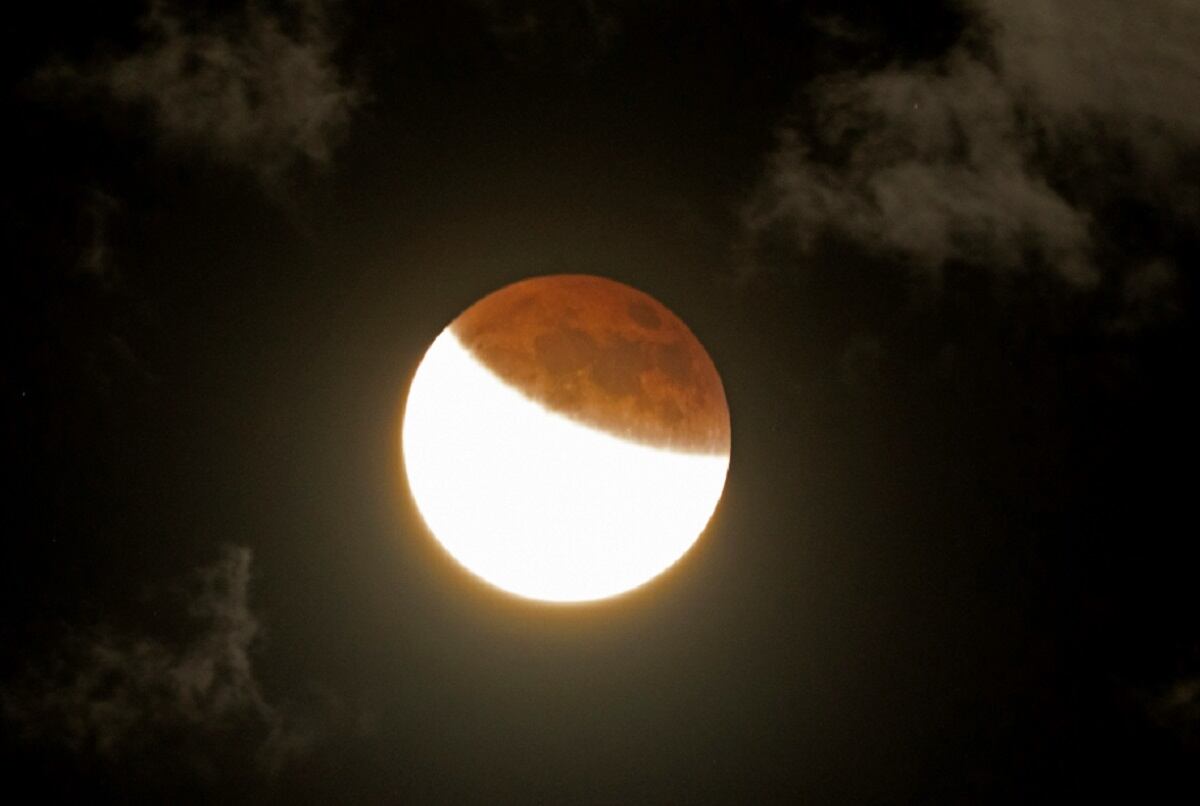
[450,274,731,455]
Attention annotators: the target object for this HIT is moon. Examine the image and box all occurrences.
[401,275,731,603]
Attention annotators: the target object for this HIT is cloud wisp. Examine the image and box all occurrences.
[43,0,362,187]
[2,546,309,777]
[743,0,1200,289]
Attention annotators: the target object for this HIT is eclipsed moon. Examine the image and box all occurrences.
[401,274,731,602]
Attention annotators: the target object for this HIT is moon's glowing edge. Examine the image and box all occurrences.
[402,329,730,603]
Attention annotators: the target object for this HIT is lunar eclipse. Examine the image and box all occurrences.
[402,275,731,602]
[11,2,1198,800]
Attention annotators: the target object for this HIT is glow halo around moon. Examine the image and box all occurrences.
[401,275,731,603]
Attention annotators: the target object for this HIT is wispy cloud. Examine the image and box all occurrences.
[2,547,309,776]
[743,0,1200,290]
[42,0,363,187]
[990,0,1200,145]
[744,55,1094,285]
[476,0,621,62]
[77,189,121,284]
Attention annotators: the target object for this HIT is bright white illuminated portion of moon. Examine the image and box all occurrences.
[402,329,730,603]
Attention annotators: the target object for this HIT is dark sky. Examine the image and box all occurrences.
[5,1,1198,802]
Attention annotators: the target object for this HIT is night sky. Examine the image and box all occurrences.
[5,1,1199,802]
